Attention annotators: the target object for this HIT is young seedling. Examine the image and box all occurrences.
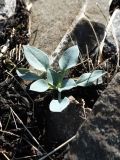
[17,45,106,112]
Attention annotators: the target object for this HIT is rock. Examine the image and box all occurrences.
[0,0,16,45]
[45,96,91,149]
[73,18,105,56]
[0,0,16,18]
[101,9,120,62]
[72,0,110,57]
[111,9,120,44]
[109,0,120,15]
[66,72,120,160]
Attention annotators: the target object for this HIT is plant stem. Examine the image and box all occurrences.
[59,70,66,85]
[58,92,61,103]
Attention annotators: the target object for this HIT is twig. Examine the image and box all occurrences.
[39,120,87,160]
[10,107,53,160]
[39,135,76,160]
[84,15,100,48]
[14,154,42,160]
[86,44,91,71]
[10,107,43,153]
[2,152,10,160]
[72,58,91,70]
[32,25,39,46]
[0,130,20,137]
[15,45,19,61]
[9,126,38,132]
[23,136,42,155]
[84,14,100,65]
[6,71,35,119]
[2,110,11,136]
[18,44,22,61]
[98,9,118,63]
[11,110,18,129]
[69,34,76,46]
[96,2,108,24]
[0,121,2,130]
[90,58,94,70]
[79,49,86,70]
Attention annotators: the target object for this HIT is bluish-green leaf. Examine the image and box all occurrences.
[30,79,49,92]
[23,45,50,72]
[58,79,76,92]
[16,68,40,81]
[49,97,70,112]
[47,69,62,87]
[59,45,79,70]
[76,70,107,86]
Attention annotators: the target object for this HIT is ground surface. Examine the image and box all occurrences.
[30,0,109,55]
[30,0,84,54]
[0,0,118,160]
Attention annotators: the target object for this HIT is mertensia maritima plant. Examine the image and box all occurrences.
[17,45,106,112]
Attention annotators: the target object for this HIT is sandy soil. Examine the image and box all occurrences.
[30,0,83,54]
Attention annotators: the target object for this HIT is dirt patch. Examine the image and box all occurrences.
[30,0,84,54]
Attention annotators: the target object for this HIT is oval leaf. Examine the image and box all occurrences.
[23,45,50,72]
[77,70,107,86]
[58,79,76,92]
[30,79,49,92]
[16,68,40,81]
[49,97,70,112]
[59,45,79,70]
[47,69,62,86]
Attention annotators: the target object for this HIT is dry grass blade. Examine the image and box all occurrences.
[39,135,76,160]
[6,71,35,118]
[23,137,42,155]
[96,2,108,24]
[10,107,53,160]
[98,9,119,64]
[39,120,87,160]
[2,152,11,160]
[1,110,12,136]
[0,130,20,138]
[14,154,42,160]
[11,109,18,129]
[10,107,43,155]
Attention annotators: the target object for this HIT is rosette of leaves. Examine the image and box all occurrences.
[17,45,106,112]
